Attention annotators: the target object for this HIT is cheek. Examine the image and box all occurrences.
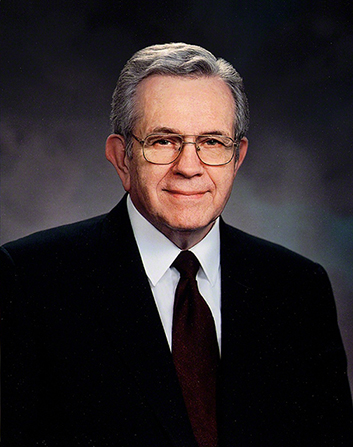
[212,169,236,196]
[131,164,167,200]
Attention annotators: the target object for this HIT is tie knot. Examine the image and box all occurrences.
[173,250,200,279]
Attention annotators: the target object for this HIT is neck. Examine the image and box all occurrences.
[157,222,215,250]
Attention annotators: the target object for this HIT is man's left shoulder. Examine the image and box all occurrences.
[220,219,329,289]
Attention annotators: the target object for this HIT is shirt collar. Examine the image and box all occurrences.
[127,195,220,286]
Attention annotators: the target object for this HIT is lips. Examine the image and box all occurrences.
[165,189,208,197]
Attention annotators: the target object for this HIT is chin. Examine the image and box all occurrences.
[162,216,216,233]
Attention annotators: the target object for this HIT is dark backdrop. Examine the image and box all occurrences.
[1,0,352,392]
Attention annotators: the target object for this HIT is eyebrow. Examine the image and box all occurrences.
[150,126,230,136]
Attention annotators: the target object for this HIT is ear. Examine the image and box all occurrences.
[105,134,131,191]
[234,137,248,175]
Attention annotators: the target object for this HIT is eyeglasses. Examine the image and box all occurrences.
[132,133,239,166]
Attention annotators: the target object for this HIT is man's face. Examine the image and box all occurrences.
[106,75,247,247]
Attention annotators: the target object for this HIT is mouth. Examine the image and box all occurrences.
[164,189,209,199]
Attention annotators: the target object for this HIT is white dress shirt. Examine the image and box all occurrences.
[127,195,221,351]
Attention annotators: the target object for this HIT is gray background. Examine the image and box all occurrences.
[1,1,352,392]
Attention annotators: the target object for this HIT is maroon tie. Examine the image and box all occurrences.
[172,250,219,447]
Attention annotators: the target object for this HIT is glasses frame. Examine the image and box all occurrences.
[132,133,240,166]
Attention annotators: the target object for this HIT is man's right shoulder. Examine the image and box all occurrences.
[1,196,130,264]
[1,213,107,261]
[0,213,113,302]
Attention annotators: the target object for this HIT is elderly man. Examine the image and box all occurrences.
[1,43,352,446]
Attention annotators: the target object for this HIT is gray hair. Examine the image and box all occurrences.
[110,43,250,156]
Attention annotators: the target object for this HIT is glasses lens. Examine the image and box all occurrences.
[142,134,235,165]
[196,135,235,165]
[143,134,182,164]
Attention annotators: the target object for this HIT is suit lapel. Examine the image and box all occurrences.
[219,220,291,443]
[218,219,260,443]
[97,198,197,446]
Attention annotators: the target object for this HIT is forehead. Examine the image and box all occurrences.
[134,75,235,134]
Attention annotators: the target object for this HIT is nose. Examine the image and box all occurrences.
[172,140,204,177]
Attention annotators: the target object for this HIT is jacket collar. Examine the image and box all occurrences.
[97,196,198,446]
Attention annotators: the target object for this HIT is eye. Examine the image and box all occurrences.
[198,136,226,148]
[205,138,224,146]
[146,135,181,149]
[154,138,173,146]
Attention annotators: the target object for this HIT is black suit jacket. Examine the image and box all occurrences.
[1,196,353,446]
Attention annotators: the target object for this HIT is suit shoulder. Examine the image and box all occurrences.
[1,214,107,265]
[220,221,336,322]
[220,220,325,279]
